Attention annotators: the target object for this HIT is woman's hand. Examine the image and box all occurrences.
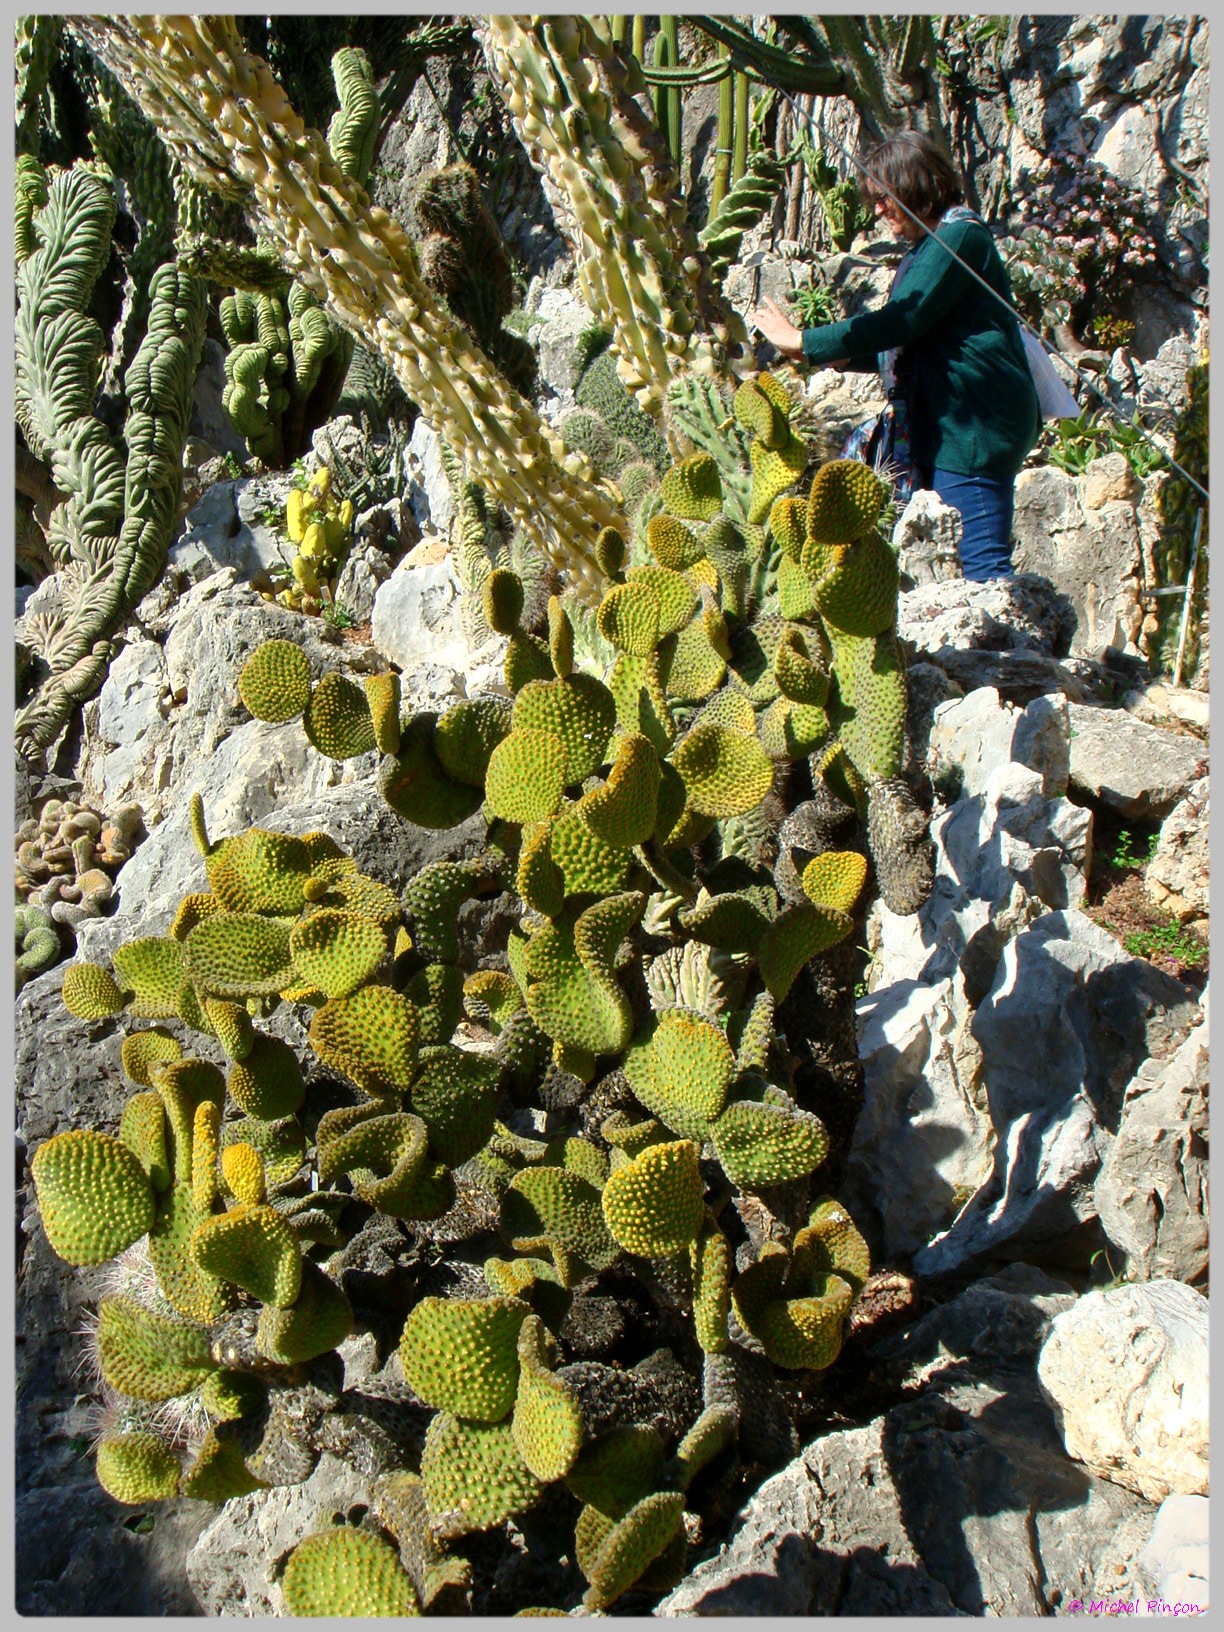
[750,297,805,359]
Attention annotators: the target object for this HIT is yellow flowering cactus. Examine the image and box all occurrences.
[273,466,355,614]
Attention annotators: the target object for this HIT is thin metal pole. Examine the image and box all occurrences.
[1172,505,1205,688]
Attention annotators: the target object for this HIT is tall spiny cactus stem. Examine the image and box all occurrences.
[481,15,745,435]
[68,15,621,604]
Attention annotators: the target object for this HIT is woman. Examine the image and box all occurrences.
[752,131,1040,581]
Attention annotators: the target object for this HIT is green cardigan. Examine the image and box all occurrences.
[801,217,1041,478]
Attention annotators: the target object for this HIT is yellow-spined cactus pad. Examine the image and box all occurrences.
[597,579,663,656]
[800,850,869,915]
[757,901,854,1002]
[169,892,222,942]
[774,634,828,707]
[827,626,907,782]
[755,1277,854,1371]
[408,1045,500,1167]
[289,908,386,999]
[768,494,807,561]
[379,715,485,830]
[282,1528,419,1617]
[220,1117,306,1191]
[31,1130,155,1266]
[200,999,254,1062]
[622,1009,735,1143]
[548,804,633,899]
[303,671,377,759]
[710,1099,830,1190]
[482,567,524,635]
[690,1225,731,1354]
[581,1490,686,1611]
[696,688,757,736]
[191,1098,220,1211]
[228,1031,306,1122]
[796,1196,872,1293]
[644,513,702,574]
[485,728,569,825]
[96,1293,216,1400]
[511,674,617,784]
[182,914,294,1000]
[523,894,643,1058]
[219,1142,266,1207]
[400,1296,529,1421]
[120,1024,183,1090]
[607,650,675,758]
[661,613,727,704]
[601,1140,704,1258]
[148,1181,234,1324]
[363,671,402,755]
[759,696,830,761]
[733,377,788,448]
[179,1427,267,1501]
[111,937,186,1019]
[501,1165,619,1274]
[463,970,524,1031]
[308,985,421,1097]
[237,639,312,723]
[119,1091,172,1192]
[511,1314,583,1482]
[566,1425,665,1519]
[747,433,808,526]
[205,828,312,915]
[61,961,127,1020]
[809,532,899,638]
[661,451,724,522]
[95,1432,181,1505]
[777,552,819,620]
[256,1258,353,1365]
[434,698,513,789]
[805,458,888,545]
[190,1201,302,1309]
[671,722,773,818]
[421,1412,545,1537]
[548,595,574,678]
[625,565,699,639]
[316,1105,429,1216]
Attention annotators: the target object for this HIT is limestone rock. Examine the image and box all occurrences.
[893,488,963,586]
[904,661,963,766]
[1037,1281,1209,1503]
[370,550,507,708]
[1145,777,1209,924]
[659,1265,1158,1616]
[1067,703,1207,819]
[1094,987,1209,1284]
[1136,1494,1210,1611]
[526,284,596,396]
[927,687,1070,799]
[403,416,454,535]
[898,574,1082,700]
[913,910,1201,1278]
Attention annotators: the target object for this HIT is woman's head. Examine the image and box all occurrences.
[860,131,964,229]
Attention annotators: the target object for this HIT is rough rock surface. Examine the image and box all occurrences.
[1094,988,1209,1285]
[893,487,963,586]
[898,574,1083,700]
[659,1265,1158,1616]
[1067,703,1208,819]
[1037,1281,1210,1503]
[913,909,1200,1279]
[370,548,507,708]
[926,687,1070,799]
[1145,776,1210,924]
[1136,1494,1210,1610]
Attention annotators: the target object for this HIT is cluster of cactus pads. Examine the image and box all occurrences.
[35,372,932,1614]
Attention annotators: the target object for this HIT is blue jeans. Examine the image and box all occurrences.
[921,467,1015,581]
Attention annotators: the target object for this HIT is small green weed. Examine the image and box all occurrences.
[322,601,355,630]
[221,451,246,480]
[1109,829,1158,872]
[1090,1246,1127,1290]
[790,282,836,329]
[1123,918,1208,969]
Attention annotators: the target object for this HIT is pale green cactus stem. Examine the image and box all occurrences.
[68,14,623,605]
[481,15,745,433]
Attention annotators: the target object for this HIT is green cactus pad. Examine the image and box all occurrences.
[808,532,900,638]
[190,1201,302,1308]
[511,674,617,784]
[622,1009,736,1142]
[289,908,386,999]
[511,1314,583,1481]
[548,803,633,899]
[485,728,569,825]
[581,1490,686,1611]
[281,1528,419,1617]
[403,857,499,965]
[827,626,907,781]
[597,579,663,656]
[182,914,294,1000]
[608,650,676,757]
[119,1092,172,1192]
[672,722,773,818]
[796,1196,872,1294]
[221,1032,304,1121]
[548,595,575,677]
[774,632,829,707]
[219,1141,265,1207]
[237,639,312,722]
[625,564,699,638]
[484,1255,572,1334]
[747,433,809,526]
[400,1296,529,1421]
[601,1139,704,1258]
[662,611,728,703]
[180,1427,268,1500]
[463,970,524,1031]
[711,1098,830,1189]
[205,828,313,915]
[501,1166,618,1274]
[380,714,485,830]
[566,1424,666,1518]
[111,937,186,1019]
[96,1433,181,1505]
[409,1045,500,1166]
[31,1130,155,1266]
[61,961,126,1020]
[421,1412,545,1538]
[403,962,465,1048]
[504,631,554,694]
[201,999,255,1062]
[678,887,776,955]
[644,513,702,574]
[482,568,524,634]
[318,1104,433,1214]
[690,1224,732,1353]
[219,1116,306,1190]
[191,1099,221,1210]
[734,990,777,1075]
[144,1182,229,1324]
[805,458,888,545]
[200,1368,266,1421]
[96,1293,216,1400]
[777,552,819,620]
[759,695,830,761]
[661,451,723,522]
[256,1258,353,1364]
[800,850,868,915]
[434,698,514,788]
[754,1278,855,1371]
[697,689,757,736]
[364,671,402,756]
[303,672,377,759]
[169,892,222,942]
[672,1404,738,1489]
[768,494,807,561]
[734,376,790,448]
[523,892,644,1058]
[758,901,854,1002]
[309,985,421,1097]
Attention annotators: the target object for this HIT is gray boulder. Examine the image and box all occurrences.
[927,686,1070,799]
[1136,1494,1210,1611]
[370,548,507,708]
[1067,703,1207,819]
[1094,987,1209,1284]
[898,574,1083,700]
[1145,776,1210,924]
[893,487,963,586]
[659,1265,1158,1616]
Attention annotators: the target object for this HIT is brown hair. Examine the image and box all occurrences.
[860,131,964,221]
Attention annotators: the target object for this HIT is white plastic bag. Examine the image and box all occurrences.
[1021,327,1080,420]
